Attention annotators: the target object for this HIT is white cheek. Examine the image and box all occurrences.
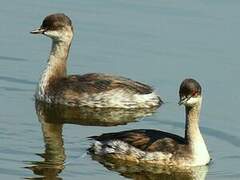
[44,30,72,42]
[186,96,201,106]
[44,30,61,39]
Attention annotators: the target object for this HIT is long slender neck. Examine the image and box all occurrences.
[184,97,210,165]
[184,100,202,143]
[37,39,71,99]
[46,39,71,79]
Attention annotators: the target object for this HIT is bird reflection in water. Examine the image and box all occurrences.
[25,103,65,179]
[90,155,209,180]
[25,124,64,179]
[25,101,158,179]
[34,101,159,126]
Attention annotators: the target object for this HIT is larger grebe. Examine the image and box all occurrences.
[89,79,210,167]
[31,13,162,108]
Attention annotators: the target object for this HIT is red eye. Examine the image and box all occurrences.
[192,92,198,96]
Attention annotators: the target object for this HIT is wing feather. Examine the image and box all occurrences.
[90,129,185,153]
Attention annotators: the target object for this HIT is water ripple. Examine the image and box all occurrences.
[0,76,36,85]
[222,155,240,159]
[0,86,32,92]
[0,55,29,62]
[0,167,24,176]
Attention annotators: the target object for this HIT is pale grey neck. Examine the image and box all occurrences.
[36,40,71,99]
[184,99,202,144]
[184,97,210,165]
[42,40,71,82]
[47,40,71,77]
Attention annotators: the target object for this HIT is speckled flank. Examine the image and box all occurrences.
[36,69,161,108]
[92,140,191,166]
[59,90,160,108]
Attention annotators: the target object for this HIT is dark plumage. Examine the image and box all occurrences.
[41,13,72,31]
[48,73,154,96]
[90,129,187,154]
[179,79,201,98]
[44,73,161,107]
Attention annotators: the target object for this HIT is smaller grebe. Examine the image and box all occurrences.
[31,13,162,108]
[89,79,210,167]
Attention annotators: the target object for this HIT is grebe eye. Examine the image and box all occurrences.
[192,92,198,97]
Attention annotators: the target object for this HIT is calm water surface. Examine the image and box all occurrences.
[0,0,240,179]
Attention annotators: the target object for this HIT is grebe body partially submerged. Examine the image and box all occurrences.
[89,79,210,167]
[31,13,161,108]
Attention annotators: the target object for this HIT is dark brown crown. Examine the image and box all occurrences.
[41,13,72,31]
[179,79,201,98]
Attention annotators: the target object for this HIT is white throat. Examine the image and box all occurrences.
[185,97,210,165]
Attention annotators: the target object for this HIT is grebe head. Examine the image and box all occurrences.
[31,13,73,42]
[178,79,202,107]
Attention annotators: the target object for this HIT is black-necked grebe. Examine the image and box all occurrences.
[89,79,210,167]
[31,13,162,108]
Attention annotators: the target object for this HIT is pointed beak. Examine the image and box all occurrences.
[178,96,191,105]
[30,28,45,34]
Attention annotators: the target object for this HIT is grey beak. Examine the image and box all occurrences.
[30,28,45,34]
[178,96,191,105]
